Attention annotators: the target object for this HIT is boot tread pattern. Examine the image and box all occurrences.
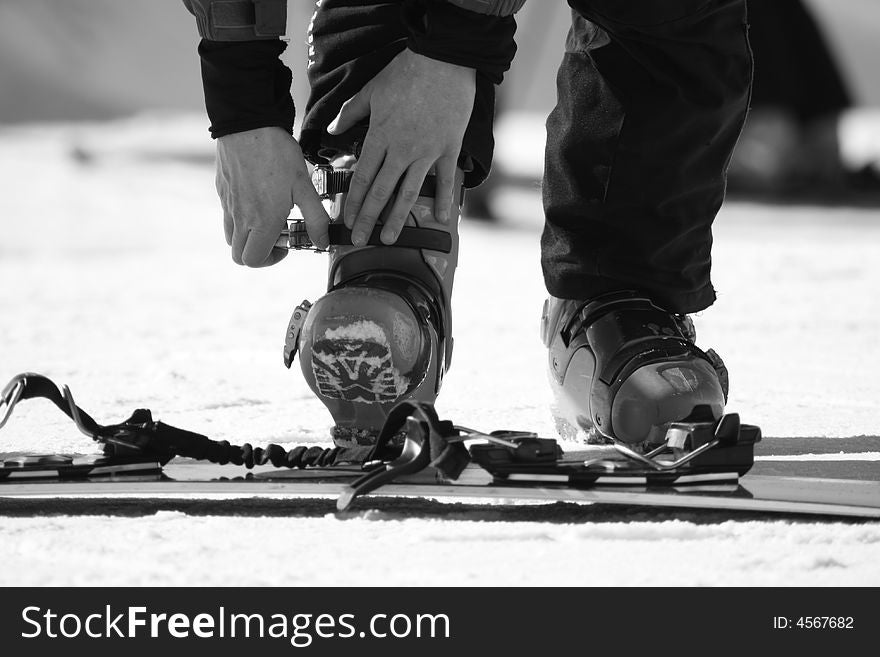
[311,322,408,403]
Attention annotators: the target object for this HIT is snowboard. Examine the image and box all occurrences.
[2,372,878,519]
[1,454,878,519]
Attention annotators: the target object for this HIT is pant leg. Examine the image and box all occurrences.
[299,0,497,188]
[541,0,752,313]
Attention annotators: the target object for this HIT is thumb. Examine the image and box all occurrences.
[327,86,371,135]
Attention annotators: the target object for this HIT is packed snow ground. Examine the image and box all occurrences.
[0,116,878,586]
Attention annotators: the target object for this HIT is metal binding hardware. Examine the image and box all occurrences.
[453,426,536,450]
[311,165,464,204]
[609,414,741,471]
[276,221,323,251]
[456,426,562,465]
[311,165,352,199]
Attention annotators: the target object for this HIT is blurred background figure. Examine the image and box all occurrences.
[729,0,880,198]
[467,0,880,219]
[1,0,879,208]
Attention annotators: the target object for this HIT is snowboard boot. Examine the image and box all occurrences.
[541,292,729,446]
[286,160,462,447]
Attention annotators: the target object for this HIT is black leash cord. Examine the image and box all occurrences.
[154,424,345,469]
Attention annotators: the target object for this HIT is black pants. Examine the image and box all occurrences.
[300,0,752,314]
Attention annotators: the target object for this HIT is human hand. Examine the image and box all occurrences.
[327,49,475,246]
[215,127,330,266]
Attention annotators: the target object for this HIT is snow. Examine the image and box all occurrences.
[322,320,390,344]
[756,453,880,461]
[1,115,879,586]
[2,514,878,587]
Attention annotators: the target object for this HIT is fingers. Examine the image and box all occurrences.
[381,161,432,244]
[343,143,384,229]
[223,202,234,246]
[327,86,371,135]
[258,247,289,267]
[433,155,458,225]
[216,163,234,245]
[350,159,407,247]
[232,227,288,268]
[291,162,330,251]
[230,225,248,266]
[219,182,234,246]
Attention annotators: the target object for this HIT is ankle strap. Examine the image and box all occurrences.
[279,221,453,254]
[312,166,465,205]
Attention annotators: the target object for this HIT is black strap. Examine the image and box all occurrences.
[312,166,465,206]
[283,221,453,254]
[328,224,452,253]
[3,373,101,433]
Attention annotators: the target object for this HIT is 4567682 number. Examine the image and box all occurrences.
[773,617,854,629]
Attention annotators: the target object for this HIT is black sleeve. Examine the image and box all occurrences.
[403,0,518,84]
[197,39,296,139]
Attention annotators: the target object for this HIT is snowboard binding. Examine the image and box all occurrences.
[281,162,463,447]
[335,399,761,511]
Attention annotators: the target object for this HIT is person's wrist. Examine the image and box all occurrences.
[403,1,517,84]
[198,40,295,139]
